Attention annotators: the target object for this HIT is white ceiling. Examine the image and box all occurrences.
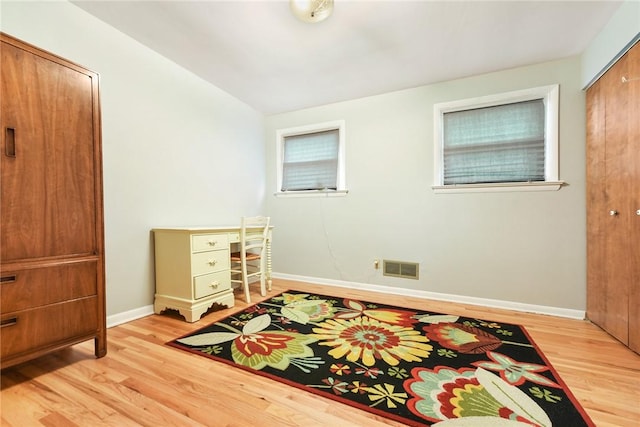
[72,1,622,114]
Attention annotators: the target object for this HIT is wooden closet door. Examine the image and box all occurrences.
[602,51,633,346]
[586,58,630,345]
[627,44,640,353]
[587,42,640,353]
[586,75,610,336]
[1,42,98,262]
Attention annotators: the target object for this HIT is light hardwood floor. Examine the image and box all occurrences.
[2,279,639,426]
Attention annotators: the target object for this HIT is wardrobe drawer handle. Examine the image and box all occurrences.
[0,317,18,328]
[0,275,17,284]
[5,127,16,157]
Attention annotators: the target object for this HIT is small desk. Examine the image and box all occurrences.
[152,226,272,322]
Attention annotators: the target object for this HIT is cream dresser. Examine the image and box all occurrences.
[152,226,272,322]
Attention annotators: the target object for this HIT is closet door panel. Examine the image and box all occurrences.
[586,82,608,330]
[627,44,640,353]
[601,54,631,345]
[0,43,97,263]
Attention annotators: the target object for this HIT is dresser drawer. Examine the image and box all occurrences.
[1,297,99,359]
[193,271,230,299]
[192,234,229,253]
[1,262,98,313]
[191,250,229,276]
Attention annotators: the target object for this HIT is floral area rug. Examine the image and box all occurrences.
[168,290,594,426]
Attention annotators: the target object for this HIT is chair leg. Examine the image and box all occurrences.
[260,257,267,296]
[259,274,266,297]
[243,271,251,303]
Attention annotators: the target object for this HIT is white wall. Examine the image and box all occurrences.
[1,1,265,316]
[3,0,635,318]
[581,0,640,88]
[265,56,588,311]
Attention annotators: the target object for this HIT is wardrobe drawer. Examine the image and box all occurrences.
[191,250,230,276]
[193,271,230,299]
[192,234,229,253]
[0,262,98,313]
[0,297,99,359]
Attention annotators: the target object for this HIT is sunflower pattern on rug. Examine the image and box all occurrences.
[168,291,594,427]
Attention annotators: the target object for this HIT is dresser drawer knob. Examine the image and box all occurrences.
[209,281,219,289]
[207,240,217,246]
[207,259,217,266]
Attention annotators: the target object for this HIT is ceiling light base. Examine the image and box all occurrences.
[290,0,334,23]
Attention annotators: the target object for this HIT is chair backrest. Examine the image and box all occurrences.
[240,216,270,255]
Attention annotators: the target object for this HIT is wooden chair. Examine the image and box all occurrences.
[230,216,271,303]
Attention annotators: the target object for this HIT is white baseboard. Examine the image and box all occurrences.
[107,305,155,328]
[106,277,265,328]
[273,272,586,320]
[105,273,585,328]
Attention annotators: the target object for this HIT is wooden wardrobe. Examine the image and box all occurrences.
[586,41,639,354]
[0,33,107,368]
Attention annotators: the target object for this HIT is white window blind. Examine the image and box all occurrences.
[442,99,545,185]
[281,129,339,191]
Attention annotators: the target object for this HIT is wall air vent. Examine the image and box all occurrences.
[383,260,419,280]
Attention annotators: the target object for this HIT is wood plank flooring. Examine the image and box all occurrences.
[2,279,639,426]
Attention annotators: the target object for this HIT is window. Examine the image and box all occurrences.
[433,85,563,193]
[276,120,347,197]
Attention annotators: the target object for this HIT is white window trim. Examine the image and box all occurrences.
[275,120,347,198]
[432,84,564,194]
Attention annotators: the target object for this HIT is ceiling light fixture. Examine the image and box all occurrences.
[290,0,334,24]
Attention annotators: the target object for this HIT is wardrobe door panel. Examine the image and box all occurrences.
[0,42,97,263]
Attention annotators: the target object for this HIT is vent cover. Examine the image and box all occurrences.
[383,260,419,280]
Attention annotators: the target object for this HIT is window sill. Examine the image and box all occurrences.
[274,189,349,198]
[432,181,565,194]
